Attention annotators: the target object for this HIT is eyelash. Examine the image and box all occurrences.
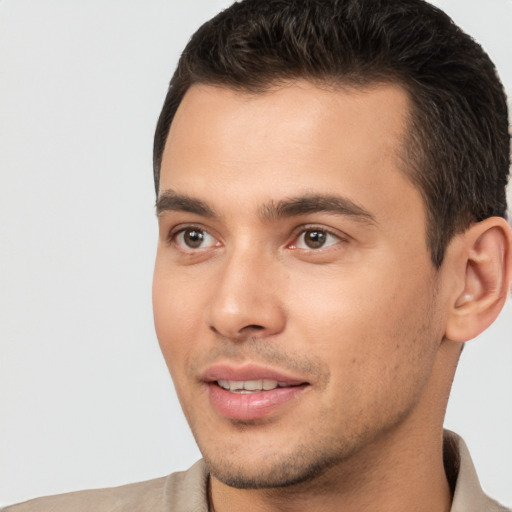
[168,223,347,253]
[289,225,345,250]
[167,225,219,250]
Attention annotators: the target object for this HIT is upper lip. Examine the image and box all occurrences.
[202,363,309,386]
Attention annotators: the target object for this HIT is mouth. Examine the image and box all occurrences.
[202,364,310,421]
[215,379,303,394]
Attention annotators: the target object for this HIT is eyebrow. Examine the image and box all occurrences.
[259,194,377,225]
[156,190,216,217]
[156,190,376,225]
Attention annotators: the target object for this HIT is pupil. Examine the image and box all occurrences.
[305,230,326,248]
[185,229,204,248]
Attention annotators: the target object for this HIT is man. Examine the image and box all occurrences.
[4,0,511,510]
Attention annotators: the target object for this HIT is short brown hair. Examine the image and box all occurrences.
[154,0,510,267]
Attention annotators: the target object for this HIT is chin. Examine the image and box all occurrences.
[202,442,347,490]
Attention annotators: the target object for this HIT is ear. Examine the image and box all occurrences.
[444,217,512,343]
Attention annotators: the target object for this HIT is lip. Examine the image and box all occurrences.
[202,363,307,385]
[202,363,310,421]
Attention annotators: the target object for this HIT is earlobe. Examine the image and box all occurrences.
[445,217,512,343]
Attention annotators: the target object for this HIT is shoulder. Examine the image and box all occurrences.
[1,460,209,512]
[1,478,168,512]
[445,431,511,512]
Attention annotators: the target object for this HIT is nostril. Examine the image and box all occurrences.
[209,324,264,338]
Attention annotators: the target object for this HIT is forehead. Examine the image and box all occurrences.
[159,81,422,228]
[164,81,410,167]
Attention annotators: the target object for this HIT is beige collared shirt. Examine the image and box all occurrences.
[3,432,510,511]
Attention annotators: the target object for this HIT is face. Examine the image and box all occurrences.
[153,81,447,488]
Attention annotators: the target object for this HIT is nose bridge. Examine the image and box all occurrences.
[207,239,285,339]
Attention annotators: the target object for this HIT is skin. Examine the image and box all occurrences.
[152,81,507,512]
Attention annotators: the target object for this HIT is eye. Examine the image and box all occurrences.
[173,228,219,250]
[292,229,341,250]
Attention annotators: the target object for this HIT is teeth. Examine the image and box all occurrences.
[263,379,279,390]
[230,381,245,392]
[216,379,280,392]
[243,380,262,391]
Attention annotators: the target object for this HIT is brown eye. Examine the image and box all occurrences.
[183,229,204,248]
[175,228,218,250]
[304,230,327,248]
[294,229,340,250]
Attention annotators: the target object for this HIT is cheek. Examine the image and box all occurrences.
[152,273,205,423]
[289,263,438,393]
[152,263,205,375]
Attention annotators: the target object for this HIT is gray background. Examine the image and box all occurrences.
[1,0,511,506]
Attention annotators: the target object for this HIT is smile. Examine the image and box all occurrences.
[216,379,298,393]
[201,364,311,420]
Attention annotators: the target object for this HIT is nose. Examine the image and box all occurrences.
[207,249,287,341]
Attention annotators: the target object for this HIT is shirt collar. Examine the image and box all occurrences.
[445,430,508,512]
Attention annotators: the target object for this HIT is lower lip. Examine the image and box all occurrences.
[208,383,307,421]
